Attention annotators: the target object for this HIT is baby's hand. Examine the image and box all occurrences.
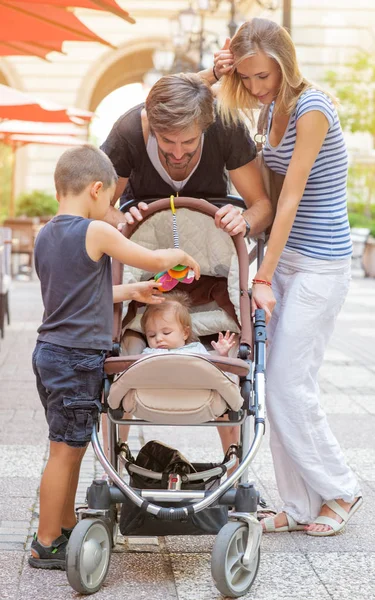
[211,331,236,357]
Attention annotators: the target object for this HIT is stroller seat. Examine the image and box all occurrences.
[106,352,249,424]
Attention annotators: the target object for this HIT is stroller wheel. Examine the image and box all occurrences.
[66,518,111,594]
[211,521,260,598]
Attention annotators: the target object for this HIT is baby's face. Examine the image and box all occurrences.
[145,311,189,350]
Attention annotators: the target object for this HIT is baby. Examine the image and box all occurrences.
[140,290,236,357]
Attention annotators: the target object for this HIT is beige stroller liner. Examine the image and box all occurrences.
[107,353,248,424]
[121,207,241,337]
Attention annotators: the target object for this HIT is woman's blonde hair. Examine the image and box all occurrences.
[219,18,336,125]
[140,290,197,344]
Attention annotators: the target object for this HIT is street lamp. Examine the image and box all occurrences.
[144,0,280,86]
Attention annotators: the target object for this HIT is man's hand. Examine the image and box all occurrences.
[211,331,236,357]
[119,201,149,230]
[215,204,247,236]
[251,284,276,324]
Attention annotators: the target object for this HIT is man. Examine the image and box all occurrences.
[100,73,273,458]
[101,72,272,236]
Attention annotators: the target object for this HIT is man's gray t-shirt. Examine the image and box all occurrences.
[101,104,257,207]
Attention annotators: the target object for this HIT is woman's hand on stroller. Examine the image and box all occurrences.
[211,331,236,357]
[118,202,149,229]
[251,283,276,324]
[215,204,247,236]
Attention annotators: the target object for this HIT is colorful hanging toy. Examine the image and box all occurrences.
[154,196,195,292]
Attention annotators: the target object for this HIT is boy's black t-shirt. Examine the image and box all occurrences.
[35,215,113,351]
[100,103,257,207]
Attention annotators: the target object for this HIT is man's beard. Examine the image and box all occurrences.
[159,142,201,171]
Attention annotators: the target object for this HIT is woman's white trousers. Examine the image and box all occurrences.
[266,248,361,523]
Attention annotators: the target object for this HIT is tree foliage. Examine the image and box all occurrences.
[16,190,58,217]
[325,52,375,142]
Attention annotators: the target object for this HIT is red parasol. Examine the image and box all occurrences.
[14,0,135,24]
[0,2,115,49]
[0,84,94,124]
[0,120,85,136]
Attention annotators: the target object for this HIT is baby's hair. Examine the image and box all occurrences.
[140,290,197,343]
[54,144,118,197]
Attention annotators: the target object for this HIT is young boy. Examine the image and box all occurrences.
[30,145,200,570]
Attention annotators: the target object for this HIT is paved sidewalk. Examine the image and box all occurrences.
[0,275,374,600]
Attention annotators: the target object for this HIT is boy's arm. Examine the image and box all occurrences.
[86,220,200,279]
[113,281,164,304]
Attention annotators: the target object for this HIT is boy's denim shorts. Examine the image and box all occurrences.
[32,341,105,448]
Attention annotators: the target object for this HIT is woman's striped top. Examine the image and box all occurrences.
[263,88,352,260]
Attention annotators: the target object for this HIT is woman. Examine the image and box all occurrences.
[205,18,362,536]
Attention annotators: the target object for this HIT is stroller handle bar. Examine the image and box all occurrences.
[119,194,246,213]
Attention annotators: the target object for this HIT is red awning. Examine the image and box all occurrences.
[0,2,116,47]
[0,133,85,147]
[14,0,135,24]
[0,84,94,124]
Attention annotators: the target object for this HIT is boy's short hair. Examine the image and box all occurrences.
[141,290,197,343]
[54,144,118,196]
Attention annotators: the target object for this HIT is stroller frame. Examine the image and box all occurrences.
[65,197,267,598]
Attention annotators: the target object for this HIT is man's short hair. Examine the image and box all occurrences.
[145,73,215,134]
[54,144,118,196]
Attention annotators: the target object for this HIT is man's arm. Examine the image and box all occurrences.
[229,161,273,235]
[103,176,128,228]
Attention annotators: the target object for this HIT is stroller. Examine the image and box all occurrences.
[65,197,267,597]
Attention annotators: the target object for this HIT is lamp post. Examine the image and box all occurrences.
[282,0,292,34]
[144,0,280,86]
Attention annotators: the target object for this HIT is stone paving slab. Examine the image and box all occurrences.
[170,552,333,600]
[18,553,178,600]
[0,446,45,478]
[308,553,375,600]
[1,277,374,599]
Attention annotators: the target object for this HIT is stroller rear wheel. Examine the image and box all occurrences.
[211,520,260,598]
[66,518,111,594]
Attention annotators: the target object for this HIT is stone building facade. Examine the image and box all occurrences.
[0,0,374,197]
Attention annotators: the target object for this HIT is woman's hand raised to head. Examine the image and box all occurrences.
[213,38,234,79]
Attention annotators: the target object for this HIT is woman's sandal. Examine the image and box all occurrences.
[262,512,306,533]
[306,496,363,537]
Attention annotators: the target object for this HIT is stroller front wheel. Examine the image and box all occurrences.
[211,521,260,598]
[66,518,111,594]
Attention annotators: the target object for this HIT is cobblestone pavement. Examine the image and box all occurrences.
[0,274,374,600]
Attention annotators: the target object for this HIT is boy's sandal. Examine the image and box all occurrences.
[262,512,305,533]
[306,496,363,537]
[28,534,68,570]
